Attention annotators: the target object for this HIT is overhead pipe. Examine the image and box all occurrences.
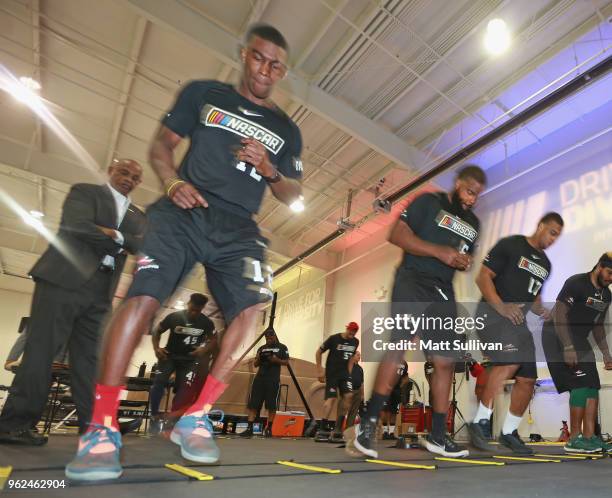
[273,54,612,278]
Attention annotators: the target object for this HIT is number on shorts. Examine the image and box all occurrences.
[527,277,543,296]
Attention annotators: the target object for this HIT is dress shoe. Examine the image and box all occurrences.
[0,429,48,446]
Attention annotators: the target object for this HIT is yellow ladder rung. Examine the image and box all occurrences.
[277,460,341,474]
[366,459,436,470]
[0,466,13,491]
[165,463,214,480]
[534,453,588,460]
[435,457,505,466]
[493,455,560,463]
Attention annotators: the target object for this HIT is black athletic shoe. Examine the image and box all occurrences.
[352,418,378,458]
[239,427,253,438]
[328,431,344,444]
[148,415,164,435]
[264,426,272,438]
[498,430,534,455]
[0,429,48,446]
[468,419,495,451]
[424,434,469,458]
[314,429,331,442]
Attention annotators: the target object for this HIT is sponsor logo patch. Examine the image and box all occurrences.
[586,296,607,311]
[517,256,549,280]
[202,105,284,154]
[435,210,478,242]
[136,256,159,271]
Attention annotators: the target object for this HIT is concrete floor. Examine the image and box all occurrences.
[1,434,610,497]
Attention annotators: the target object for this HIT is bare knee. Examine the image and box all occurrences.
[515,376,536,389]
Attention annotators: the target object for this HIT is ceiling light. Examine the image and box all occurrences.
[19,76,41,91]
[21,211,44,230]
[484,18,511,55]
[290,196,305,213]
[174,300,185,310]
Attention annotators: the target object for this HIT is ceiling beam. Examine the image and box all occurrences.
[125,0,426,171]
[104,17,148,169]
[28,0,42,161]
[216,0,269,83]
[293,0,350,70]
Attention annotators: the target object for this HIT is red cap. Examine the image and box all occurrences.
[346,321,359,331]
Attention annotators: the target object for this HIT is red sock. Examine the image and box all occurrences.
[185,375,228,415]
[88,384,124,431]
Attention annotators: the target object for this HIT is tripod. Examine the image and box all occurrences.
[450,365,468,438]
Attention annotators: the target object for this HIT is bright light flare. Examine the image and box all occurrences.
[290,195,305,213]
[484,18,511,55]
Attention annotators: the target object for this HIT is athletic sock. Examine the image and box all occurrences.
[432,412,447,441]
[320,418,329,431]
[185,374,228,416]
[502,411,523,435]
[365,392,389,422]
[88,384,124,431]
[335,415,345,433]
[473,402,493,423]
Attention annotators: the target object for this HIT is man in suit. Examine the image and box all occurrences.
[0,159,146,445]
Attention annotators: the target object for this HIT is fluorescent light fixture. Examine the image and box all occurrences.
[21,211,44,230]
[484,18,511,55]
[290,196,305,213]
[19,76,41,91]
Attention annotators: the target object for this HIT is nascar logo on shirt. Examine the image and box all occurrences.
[435,210,478,242]
[174,326,204,337]
[585,296,607,312]
[202,105,285,155]
[517,256,549,280]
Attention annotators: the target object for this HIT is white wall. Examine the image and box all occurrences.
[0,284,34,387]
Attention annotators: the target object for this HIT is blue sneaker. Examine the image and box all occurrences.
[170,411,222,463]
[65,425,122,481]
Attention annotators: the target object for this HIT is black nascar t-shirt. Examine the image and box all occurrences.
[320,333,359,378]
[482,235,551,303]
[556,272,611,341]
[399,192,480,285]
[255,342,289,379]
[159,310,215,356]
[162,80,303,217]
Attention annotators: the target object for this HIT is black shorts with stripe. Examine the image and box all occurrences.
[128,196,272,324]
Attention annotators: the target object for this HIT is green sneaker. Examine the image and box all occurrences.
[564,434,601,454]
[590,436,611,454]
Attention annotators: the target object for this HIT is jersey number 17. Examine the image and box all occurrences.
[527,277,543,296]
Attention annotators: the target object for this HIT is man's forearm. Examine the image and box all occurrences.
[476,272,503,307]
[150,138,179,186]
[592,324,611,358]
[388,221,441,260]
[315,349,323,369]
[152,331,161,351]
[269,176,302,205]
[552,302,574,349]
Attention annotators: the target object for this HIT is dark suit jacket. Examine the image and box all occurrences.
[30,183,146,299]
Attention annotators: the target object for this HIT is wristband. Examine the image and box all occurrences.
[165,177,186,197]
[263,169,282,184]
[563,345,575,351]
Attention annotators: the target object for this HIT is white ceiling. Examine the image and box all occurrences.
[0,0,610,308]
